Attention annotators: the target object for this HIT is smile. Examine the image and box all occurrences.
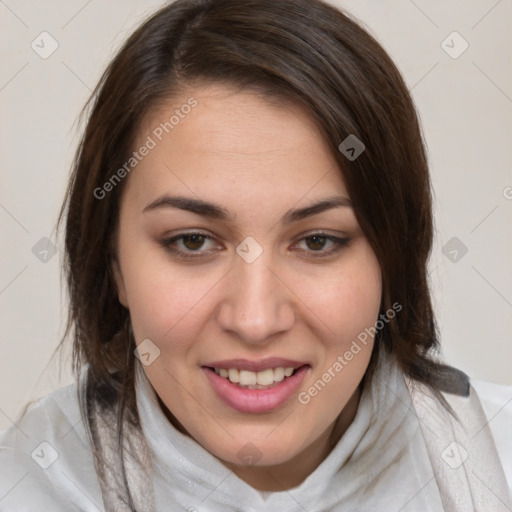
[202,364,310,413]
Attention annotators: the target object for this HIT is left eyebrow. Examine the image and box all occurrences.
[142,194,352,223]
[282,196,353,224]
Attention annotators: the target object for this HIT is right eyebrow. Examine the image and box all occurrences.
[143,195,231,220]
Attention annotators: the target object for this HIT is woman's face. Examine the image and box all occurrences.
[112,84,382,482]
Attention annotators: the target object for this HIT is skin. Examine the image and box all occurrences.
[112,84,382,491]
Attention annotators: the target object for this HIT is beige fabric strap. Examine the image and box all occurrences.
[405,376,512,511]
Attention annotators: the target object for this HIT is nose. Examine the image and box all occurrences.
[215,253,295,345]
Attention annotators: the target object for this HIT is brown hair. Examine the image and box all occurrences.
[56,0,465,504]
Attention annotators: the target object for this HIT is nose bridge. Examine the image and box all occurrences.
[217,250,294,342]
[237,255,274,305]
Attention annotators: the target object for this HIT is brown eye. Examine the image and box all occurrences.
[305,235,328,251]
[294,233,350,258]
[160,232,223,260]
[182,234,206,250]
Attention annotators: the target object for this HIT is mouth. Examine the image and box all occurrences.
[201,361,311,413]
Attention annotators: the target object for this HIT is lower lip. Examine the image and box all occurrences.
[202,366,310,414]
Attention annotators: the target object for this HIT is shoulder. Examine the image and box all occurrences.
[411,365,512,502]
[0,383,104,511]
[436,365,512,492]
[470,378,512,481]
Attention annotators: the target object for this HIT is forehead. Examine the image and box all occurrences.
[126,84,348,206]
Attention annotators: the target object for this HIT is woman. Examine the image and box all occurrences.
[1,0,510,510]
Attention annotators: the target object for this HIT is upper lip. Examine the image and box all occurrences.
[202,358,309,372]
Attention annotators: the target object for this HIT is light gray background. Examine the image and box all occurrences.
[1,0,511,431]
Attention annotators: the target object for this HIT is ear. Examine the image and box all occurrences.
[111,256,129,308]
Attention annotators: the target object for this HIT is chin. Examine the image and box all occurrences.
[208,435,302,468]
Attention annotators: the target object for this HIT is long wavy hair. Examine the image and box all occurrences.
[55,0,463,506]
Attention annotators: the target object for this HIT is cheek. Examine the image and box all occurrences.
[127,274,215,343]
[118,238,217,342]
[297,247,381,427]
[302,246,382,344]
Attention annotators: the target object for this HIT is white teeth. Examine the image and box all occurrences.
[273,367,285,382]
[213,366,298,386]
[256,368,274,386]
[239,370,257,386]
[228,368,239,383]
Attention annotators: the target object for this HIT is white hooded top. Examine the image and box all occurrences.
[0,354,511,511]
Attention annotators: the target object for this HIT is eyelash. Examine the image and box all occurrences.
[159,231,350,260]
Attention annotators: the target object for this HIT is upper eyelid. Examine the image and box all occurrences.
[164,232,220,248]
